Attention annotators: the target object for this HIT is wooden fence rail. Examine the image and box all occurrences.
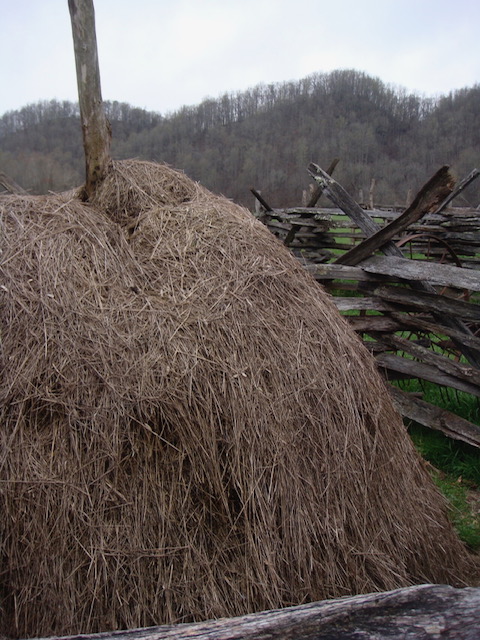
[255,165,480,447]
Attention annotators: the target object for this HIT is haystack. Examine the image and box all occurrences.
[0,159,476,638]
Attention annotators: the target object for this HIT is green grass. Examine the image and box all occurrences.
[433,469,480,550]
[409,422,480,485]
[394,377,480,549]
[391,376,480,550]
[407,418,480,551]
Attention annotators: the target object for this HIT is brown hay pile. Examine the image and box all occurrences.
[0,160,476,638]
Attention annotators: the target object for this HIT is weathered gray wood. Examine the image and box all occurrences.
[305,263,396,282]
[335,166,454,266]
[68,0,111,200]
[250,188,273,211]
[437,168,480,210]
[306,157,339,207]
[307,165,480,369]
[0,171,27,194]
[389,386,480,448]
[376,353,480,397]
[374,284,480,321]
[307,163,398,249]
[348,316,403,333]
[333,296,398,312]
[262,203,480,267]
[364,256,480,292]
[380,334,480,386]
[439,234,480,245]
[270,208,331,219]
[389,312,480,352]
[31,585,480,640]
[278,217,327,228]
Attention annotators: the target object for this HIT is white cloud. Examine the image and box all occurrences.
[0,0,478,116]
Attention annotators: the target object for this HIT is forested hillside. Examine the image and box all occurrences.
[1,69,479,207]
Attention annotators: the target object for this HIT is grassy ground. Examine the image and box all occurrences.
[409,422,480,550]
[398,380,480,551]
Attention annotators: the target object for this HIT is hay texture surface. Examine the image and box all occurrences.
[0,160,476,638]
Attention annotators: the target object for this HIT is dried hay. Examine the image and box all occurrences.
[0,160,477,638]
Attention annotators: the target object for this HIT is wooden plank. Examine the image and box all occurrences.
[376,353,480,397]
[304,263,396,282]
[263,208,330,245]
[266,219,297,232]
[31,585,480,640]
[380,334,480,386]
[365,337,437,358]
[333,297,398,312]
[336,166,454,266]
[439,232,480,242]
[363,256,480,292]
[307,164,480,369]
[389,386,480,448]
[282,218,327,228]
[347,316,402,332]
[264,209,329,220]
[390,312,480,351]
[402,245,480,257]
[270,207,333,216]
[374,285,480,321]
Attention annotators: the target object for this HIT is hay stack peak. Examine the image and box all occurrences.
[0,159,476,638]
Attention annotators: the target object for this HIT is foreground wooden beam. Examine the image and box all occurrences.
[33,585,480,640]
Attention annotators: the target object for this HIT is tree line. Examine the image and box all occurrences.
[1,69,479,208]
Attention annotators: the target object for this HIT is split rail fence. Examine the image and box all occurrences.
[253,164,480,449]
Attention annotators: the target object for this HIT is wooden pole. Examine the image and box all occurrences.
[306,157,339,207]
[68,0,111,200]
[368,177,376,210]
[250,187,274,212]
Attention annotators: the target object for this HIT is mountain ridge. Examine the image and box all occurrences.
[1,69,479,207]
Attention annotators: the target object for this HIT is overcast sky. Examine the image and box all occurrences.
[1,0,479,117]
